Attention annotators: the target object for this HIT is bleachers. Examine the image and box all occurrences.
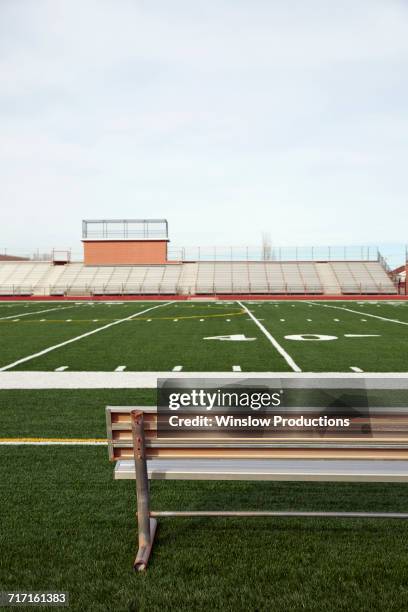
[49,263,85,295]
[160,265,183,294]
[265,263,286,293]
[330,261,396,294]
[125,267,149,294]
[0,262,52,295]
[297,262,323,293]
[232,263,250,293]
[91,267,116,295]
[0,263,19,284]
[214,263,234,293]
[142,267,166,294]
[247,262,269,293]
[363,261,396,293]
[0,259,397,296]
[196,262,215,294]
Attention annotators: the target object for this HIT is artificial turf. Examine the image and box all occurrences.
[1,446,408,611]
[0,300,408,372]
[0,389,155,438]
[1,299,408,610]
[1,388,408,439]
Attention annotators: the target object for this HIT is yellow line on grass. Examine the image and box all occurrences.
[0,310,246,323]
[0,437,107,444]
[135,310,246,321]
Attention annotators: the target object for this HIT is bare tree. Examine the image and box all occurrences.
[262,232,272,260]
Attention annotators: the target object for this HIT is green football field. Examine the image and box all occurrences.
[1,389,408,612]
[0,299,408,372]
[1,299,408,611]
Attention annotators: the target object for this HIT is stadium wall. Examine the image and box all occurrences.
[82,240,169,265]
[0,294,406,301]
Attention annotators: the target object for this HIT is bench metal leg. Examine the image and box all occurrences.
[131,410,157,571]
[134,517,157,571]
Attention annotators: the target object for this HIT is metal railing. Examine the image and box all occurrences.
[168,245,381,262]
[82,219,169,241]
[31,282,397,297]
[0,244,405,266]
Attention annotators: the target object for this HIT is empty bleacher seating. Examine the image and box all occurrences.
[0,259,397,296]
[160,265,183,294]
[196,262,215,294]
[330,261,396,294]
[0,262,52,295]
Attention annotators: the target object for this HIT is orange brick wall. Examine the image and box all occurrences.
[83,240,168,265]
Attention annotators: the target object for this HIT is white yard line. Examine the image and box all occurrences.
[309,302,408,326]
[0,304,78,321]
[237,301,301,372]
[232,365,242,371]
[1,371,408,389]
[350,366,364,373]
[115,365,127,371]
[0,302,171,372]
[344,334,380,338]
[54,366,68,372]
[172,365,183,371]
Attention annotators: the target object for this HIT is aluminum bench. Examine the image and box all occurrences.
[106,406,408,571]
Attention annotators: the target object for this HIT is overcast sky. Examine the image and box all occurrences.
[1,0,407,260]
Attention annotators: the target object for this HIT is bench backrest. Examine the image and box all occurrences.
[106,406,408,462]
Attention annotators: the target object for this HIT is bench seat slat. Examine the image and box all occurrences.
[114,458,408,482]
[113,447,408,460]
[111,438,408,448]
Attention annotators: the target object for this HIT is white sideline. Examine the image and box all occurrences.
[309,302,408,326]
[0,302,171,372]
[0,304,78,321]
[1,371,408,389]
[237,301,301,372]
